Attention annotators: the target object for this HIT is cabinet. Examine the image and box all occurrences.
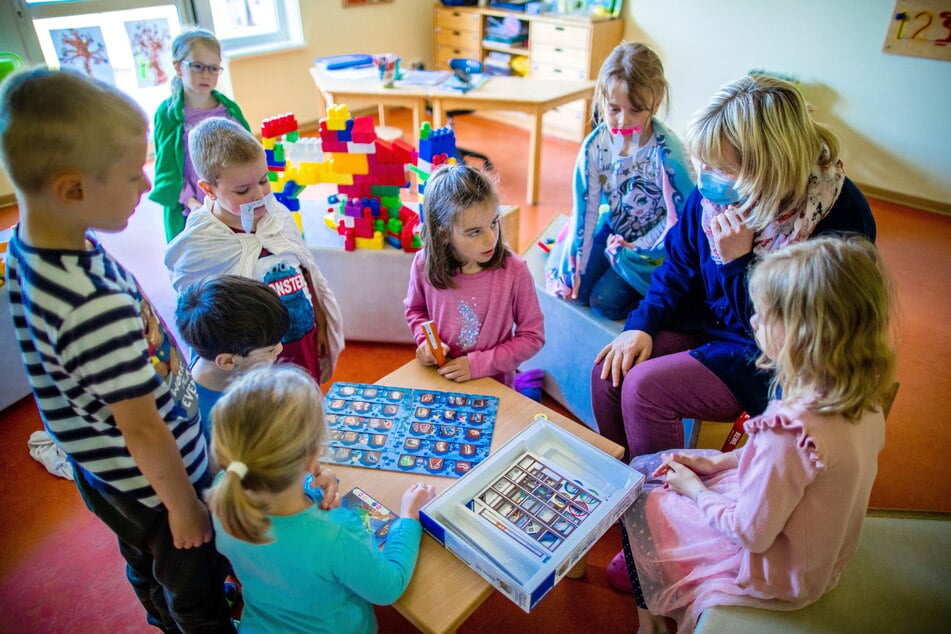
[432,4,624,141]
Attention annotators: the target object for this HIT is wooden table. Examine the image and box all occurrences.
[310,67,594,205]
[327,360,623,633]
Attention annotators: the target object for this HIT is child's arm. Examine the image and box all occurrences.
[462,260,545,381]
[404,252,435,354]
[328,483,435,605]
[302,267,330,358]
[669,428,817,553]
[111,394,212,548]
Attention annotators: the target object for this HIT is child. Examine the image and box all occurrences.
[207,364,436,633]
[175,274,290,443]
[404,163,544,387]
[150,26,251,242]
[164,116,343,385]
[546,42,693,320]
[0,68,235,631]
[621,236,895,633]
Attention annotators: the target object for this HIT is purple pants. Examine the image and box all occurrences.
[591,330,742,461]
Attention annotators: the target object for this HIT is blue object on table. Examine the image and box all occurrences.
[315,54,374,70]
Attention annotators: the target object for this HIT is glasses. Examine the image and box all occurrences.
[182,60,224,75]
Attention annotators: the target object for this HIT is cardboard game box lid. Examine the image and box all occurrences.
[420,415,643,612]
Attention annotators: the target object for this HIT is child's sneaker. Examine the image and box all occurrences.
[225,575,243,619]
[605,550,633,593]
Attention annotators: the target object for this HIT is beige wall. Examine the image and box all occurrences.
[621,0,951,209]
[227,0,434,131]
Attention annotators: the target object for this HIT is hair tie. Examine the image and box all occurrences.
[227,461,248,480]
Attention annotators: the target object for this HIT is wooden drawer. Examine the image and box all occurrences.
[531,21,590,49]
[435,25,481,49]
[436,45,481,69]
[531,61,586,81]
[434,7,481,31]
[531,43,588,73]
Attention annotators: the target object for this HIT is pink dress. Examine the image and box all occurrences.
[623,400,885,632]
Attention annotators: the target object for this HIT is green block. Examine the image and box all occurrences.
[371,185,401,197]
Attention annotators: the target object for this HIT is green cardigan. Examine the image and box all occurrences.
[149,89,250,239]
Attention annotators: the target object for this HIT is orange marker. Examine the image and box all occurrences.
[420,320,446,367]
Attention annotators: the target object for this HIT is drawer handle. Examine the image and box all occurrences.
[452,11,461,17]
[555,26,566,32]
[453,30,461,36]
[555,47,563,52]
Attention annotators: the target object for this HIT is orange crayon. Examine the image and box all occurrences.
[420,320,446,367]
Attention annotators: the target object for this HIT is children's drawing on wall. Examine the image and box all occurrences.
[50,27,115,84]
[124,18,172,88]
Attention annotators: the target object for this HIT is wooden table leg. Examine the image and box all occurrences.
[527,106,543,204]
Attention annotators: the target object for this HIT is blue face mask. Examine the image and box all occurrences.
[698,169,744,206]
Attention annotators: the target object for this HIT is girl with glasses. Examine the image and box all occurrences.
[151,26,250,241]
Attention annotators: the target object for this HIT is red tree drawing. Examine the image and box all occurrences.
[130,22,170,84]
[58,30,108,77]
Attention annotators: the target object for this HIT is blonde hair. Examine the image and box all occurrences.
[207,364,325,544]
[686,74,841,230]
[0,67,147,194]
[421,163,507,289]
[170,26,222,96]
[594,42,669,123]
[188,116,262,184]
[748,235,896,420]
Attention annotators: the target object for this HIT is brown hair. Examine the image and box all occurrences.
[421,163,507,289]
[0,68,147,194]
[593,42,669,123]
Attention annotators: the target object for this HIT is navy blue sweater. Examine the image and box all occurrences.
[623,178,876,415]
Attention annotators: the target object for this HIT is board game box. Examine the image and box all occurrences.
[321,382,499,478]
[419,415,644,612]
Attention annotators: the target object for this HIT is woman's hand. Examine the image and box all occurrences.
[595,330,652,387]
[709,207,755,263]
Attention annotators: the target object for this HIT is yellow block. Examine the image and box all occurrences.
[329,153,369,175]
[355,232,384,250]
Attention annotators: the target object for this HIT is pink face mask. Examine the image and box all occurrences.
[608,125,642,160]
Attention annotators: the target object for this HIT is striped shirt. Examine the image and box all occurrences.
[5,228,207,508]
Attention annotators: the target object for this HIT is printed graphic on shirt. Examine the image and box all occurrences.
[456,299,481,351]
[261,258,315,342]
[139,297,198,421]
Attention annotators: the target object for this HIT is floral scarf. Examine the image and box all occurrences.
[701,160,845,264]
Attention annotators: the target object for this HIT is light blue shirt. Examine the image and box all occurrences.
[212,480,422,633]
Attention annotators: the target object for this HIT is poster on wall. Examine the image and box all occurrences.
[883,0,951,61]
[50,27,116,84]
[124,18,172,88]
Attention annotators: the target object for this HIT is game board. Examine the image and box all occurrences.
[466,452,604,558]
[321,382,499,478]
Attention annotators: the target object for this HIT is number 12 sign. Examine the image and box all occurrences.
[884,0,951,61]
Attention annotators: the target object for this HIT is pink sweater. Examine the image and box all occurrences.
[404,249,544,387]
[625,400,885,632]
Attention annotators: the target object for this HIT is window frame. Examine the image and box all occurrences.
[190,0,306,58]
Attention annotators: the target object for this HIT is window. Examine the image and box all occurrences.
[192,0,305,57]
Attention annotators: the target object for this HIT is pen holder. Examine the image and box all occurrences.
[374,54,401,88]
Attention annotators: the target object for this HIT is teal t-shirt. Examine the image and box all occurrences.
[212,476,422,633]
[195,381,223,445]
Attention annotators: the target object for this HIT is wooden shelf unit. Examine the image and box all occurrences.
[433,3,624,141]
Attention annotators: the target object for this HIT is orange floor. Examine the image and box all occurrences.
[0,109,948,632]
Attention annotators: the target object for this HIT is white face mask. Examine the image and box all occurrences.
[608,125,641,161]
[238,192,276,233]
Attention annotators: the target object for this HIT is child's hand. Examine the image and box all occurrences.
[307,466,341,510]
[652,451,734,478]
[168,497,213,549]
[400,482,437,519]
[709,207,755,263]
[437,356,471,382]
[661,458,706,500]
[416,341,449,367]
